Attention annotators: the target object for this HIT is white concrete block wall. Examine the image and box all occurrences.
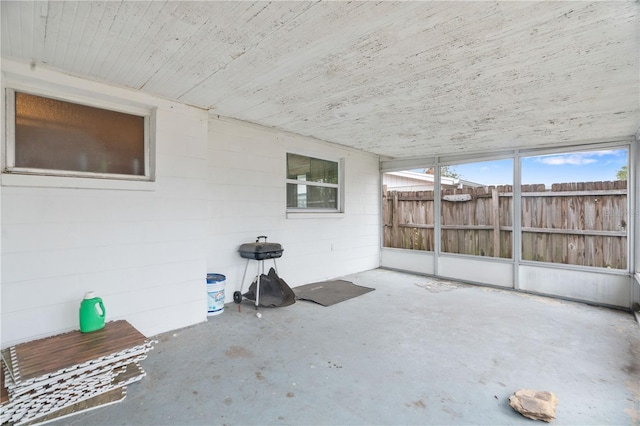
[0,60,381,347]
[1,62,210,347]
[206,117,381,300]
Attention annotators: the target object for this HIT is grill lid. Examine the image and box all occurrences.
[238,236,284,260]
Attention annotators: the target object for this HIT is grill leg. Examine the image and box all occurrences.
[255,260,263,309]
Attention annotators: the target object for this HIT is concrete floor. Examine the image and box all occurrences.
[58,269,639,426]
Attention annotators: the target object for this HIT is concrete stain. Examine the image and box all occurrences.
[412,400,426,409]
[224,345,254,358]
[415,281,468,293]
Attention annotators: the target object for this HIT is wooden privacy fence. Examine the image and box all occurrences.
[382,180,627,269]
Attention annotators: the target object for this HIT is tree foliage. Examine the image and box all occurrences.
[616,165,627,181]
[423,166,461,179]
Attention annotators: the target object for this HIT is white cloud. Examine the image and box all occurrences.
[538,155,596,165]
[535,150,623,166]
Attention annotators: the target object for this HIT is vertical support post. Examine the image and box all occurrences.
[392,190,400,247]
[434,164,441,276]
[513,152,522,290]
[631,135,639,306]
[492,187,500,257]
[382,184,388,248]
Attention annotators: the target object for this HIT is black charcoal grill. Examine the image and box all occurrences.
[239,236,284,260]
[235,236,284,309]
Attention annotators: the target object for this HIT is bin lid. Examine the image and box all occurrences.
[207,273,226,283]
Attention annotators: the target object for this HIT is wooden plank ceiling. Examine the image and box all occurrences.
[1,1,638,159]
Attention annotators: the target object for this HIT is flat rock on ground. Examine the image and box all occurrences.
[509,389,559,422]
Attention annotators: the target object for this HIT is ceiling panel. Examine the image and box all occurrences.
[1,1,638,159]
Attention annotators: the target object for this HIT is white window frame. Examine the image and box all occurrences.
[3,85,156,190]
[285,153,344,215]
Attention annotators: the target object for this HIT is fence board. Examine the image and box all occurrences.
[383,180,627,268]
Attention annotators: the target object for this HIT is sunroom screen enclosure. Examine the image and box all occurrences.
[381,143,633,308]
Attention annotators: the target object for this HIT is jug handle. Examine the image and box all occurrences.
[96,300,106,318]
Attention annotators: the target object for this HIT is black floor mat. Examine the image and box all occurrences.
[293,280,374,306]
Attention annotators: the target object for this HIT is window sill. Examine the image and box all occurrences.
[1,173,156,191]
[286,212,345,219]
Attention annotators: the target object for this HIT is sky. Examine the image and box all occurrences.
[448,149,628,187]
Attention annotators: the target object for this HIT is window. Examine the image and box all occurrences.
[382,168,437,251]
[382,161,514,256]
[440,159,513,258]
[286,153,341,211]
[521,148,628,269]
[5,89,150,180]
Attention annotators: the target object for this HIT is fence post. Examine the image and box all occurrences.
[492,187,500,257]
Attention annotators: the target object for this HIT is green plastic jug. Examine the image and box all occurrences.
[79,291,106,333]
